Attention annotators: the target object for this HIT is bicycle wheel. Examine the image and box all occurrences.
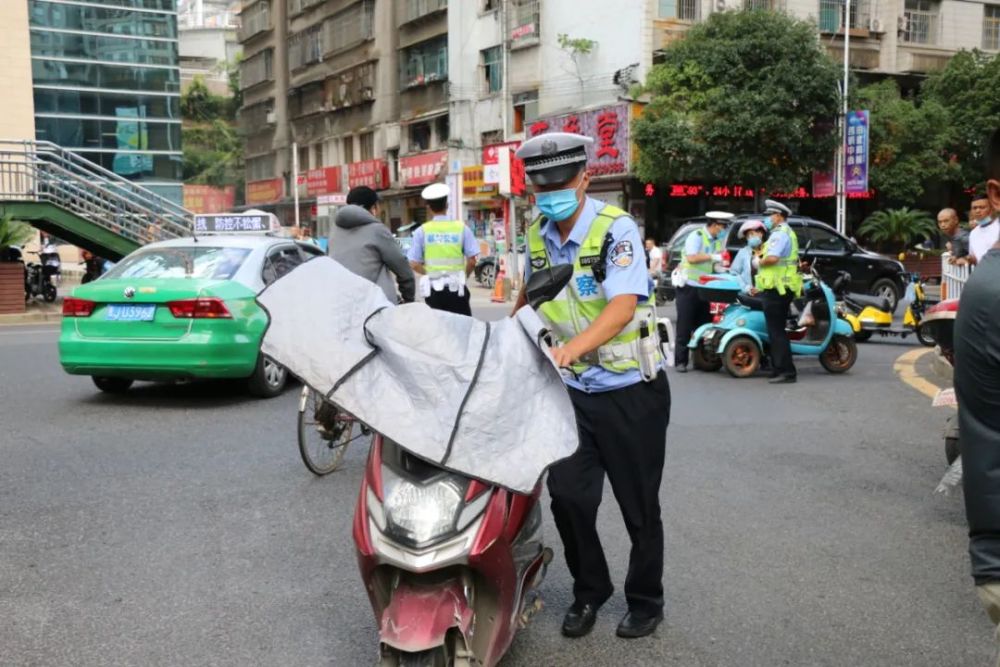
[297,386,355,476]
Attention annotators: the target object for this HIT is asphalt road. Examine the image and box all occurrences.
[0,302,992,666]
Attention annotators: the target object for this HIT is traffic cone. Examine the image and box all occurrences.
[491,268,506,303]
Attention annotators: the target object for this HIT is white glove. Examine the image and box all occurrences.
[711,253,723,262]
[751,256,761,270]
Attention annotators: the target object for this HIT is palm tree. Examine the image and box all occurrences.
[857,208,938,252]
[0,214,33,262]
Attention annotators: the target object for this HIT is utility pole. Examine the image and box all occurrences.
[292,142,300,231]
[500,0,518,299]
[835,0,851,237]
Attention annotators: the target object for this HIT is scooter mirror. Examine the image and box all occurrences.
[525,264,574,310]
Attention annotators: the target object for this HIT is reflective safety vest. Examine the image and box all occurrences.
[680,227,721,284]
[422,220,466,275]
[755,223,802,296]
[527,205,659,375]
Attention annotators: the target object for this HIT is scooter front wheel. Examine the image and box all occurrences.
[916,324,935,347]
[722,336,761,378]
[820,335,857,374]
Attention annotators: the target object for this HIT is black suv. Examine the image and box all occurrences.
[656,215,907,310]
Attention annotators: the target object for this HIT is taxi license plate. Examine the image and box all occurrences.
[105,304,156,322]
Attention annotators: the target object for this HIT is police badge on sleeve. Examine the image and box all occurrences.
[609,240,634,267]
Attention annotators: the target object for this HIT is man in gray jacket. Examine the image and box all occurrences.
[329,186,415,303]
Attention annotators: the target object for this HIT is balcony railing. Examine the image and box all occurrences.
[510,0,541,47]
[399,0,447,26]
[238,0,270,41]
[818,0,873,33]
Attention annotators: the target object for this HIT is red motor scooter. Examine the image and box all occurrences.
[352,266,574,666]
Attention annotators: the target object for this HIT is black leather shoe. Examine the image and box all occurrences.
[562,602,599,638]
[616,610,663,638]
[768,375,797,384]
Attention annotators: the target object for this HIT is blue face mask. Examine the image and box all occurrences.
[978,215,994,227]
[747,236,762,248]
[535,185,581,222]
[763,217,774,231]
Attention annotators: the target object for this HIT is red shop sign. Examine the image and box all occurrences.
[399,150,448,187]
[304,166,343,197]
[246,178,285,205]
[528,104,631,177]
[347,159,389,190]
[482,141,521,165]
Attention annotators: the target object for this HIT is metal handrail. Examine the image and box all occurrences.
[0,139,192,245]
[940,253,971,301]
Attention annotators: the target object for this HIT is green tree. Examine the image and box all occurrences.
[182,119,243,187]
[856,80,954,207]
[633,10,841,197]
[857,207,937,251]
[0,215,34,262]
[922,49,1000,189]
[180,76,224,122]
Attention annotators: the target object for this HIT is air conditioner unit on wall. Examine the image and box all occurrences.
[869,18,884,33]
[715,0,726,11]
[266,110,277,124]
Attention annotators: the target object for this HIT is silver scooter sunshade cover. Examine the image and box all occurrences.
[257,258,579,494]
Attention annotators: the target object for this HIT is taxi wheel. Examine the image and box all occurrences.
[722,336,760,378]
[248,355,287,398]
[92,376,133,394]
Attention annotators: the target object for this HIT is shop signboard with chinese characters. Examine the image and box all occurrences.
[845,110,870,194]
[347,159,390,190]
[399,150,448,188]
[528,104,631,177]
[303,166,343,197]
[462,165,499,201]
[246,178,285,206]
[184,185,235,214]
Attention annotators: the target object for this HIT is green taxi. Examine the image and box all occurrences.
[60,234,323,396]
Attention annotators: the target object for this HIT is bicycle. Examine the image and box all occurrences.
[297,385,370,476]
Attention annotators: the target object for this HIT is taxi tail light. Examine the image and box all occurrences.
[167,298,232,319]
[62,297,96,317]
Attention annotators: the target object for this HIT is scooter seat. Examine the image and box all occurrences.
[845,293,890,312]
[736,293,765,310]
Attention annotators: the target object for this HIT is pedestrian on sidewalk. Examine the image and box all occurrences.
[407,183,479,316]
[969,194,1000,265]
[936,208,969,264]
[512,132,670,640]
[329,186,415,304]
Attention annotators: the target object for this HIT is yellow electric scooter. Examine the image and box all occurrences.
[841,273,933,346]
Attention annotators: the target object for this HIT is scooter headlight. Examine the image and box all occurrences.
[381,468,464,546]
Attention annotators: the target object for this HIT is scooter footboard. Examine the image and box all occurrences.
[380,578,473,655]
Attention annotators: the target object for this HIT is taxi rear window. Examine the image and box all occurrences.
[104,247,252,281]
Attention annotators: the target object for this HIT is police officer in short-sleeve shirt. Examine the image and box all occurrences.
[512,132,670,640]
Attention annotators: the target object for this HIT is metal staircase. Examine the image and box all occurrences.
[0,140,193,260]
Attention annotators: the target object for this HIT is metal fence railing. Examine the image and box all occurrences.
[940,253,971,301]
[0,140,192,244]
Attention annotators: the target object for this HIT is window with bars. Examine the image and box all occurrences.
[902,0,940,44]
[984,5,1000,49]
[410,122,431,152]
[343,136,355,164]
[240,49,273,89]
[239,0,269,40]
[819,0,870,32]
[399,0,448,25]
[240,99,274,132]
[510,0,540,47]
[289,25,323,71]
[481,46,502,94]
[400,36,448,90]
[324,0,375,56]
[658,0,700,20]
[288,0,324,17]
[247,154,275,181]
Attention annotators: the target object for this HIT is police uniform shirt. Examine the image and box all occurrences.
[683,227,718,286]
[522,197,649,393]
[406,215,480,264]
[766,227,792,258]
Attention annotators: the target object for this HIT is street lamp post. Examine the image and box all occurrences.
[835,0,851,236]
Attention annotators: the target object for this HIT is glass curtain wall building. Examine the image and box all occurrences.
[28,0,183,204]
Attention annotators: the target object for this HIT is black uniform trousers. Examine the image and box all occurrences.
[547,373,670,617]
[673,285,711,367]
[760,289,797,378]
[425,287,472,316]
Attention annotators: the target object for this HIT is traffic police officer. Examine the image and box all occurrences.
[512,132,670,639]
[752,199,801,383]
[407,182,479,315]
[673,211,731,372]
